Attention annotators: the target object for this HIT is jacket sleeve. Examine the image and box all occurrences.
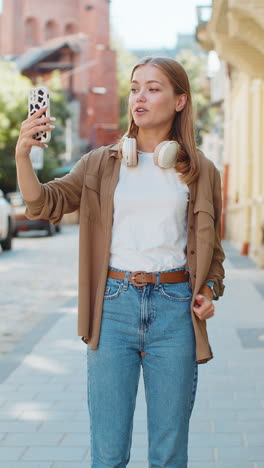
[205,167,226,300]
[23,155,86,225]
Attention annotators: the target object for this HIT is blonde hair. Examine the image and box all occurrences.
[118,56,200,184]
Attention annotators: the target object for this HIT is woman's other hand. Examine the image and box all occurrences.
[193,285,215,320]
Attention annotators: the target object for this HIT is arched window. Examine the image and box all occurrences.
[65,23,77,35]
[44,20,59,40]
[25,17,39,45]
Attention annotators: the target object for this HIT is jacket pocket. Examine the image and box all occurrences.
[82,173,101,222]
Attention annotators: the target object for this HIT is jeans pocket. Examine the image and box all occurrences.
[159,281,193,302]
[103,278,124,300]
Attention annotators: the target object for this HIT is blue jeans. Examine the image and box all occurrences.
[86,266,198,468]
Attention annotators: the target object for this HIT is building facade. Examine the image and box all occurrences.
[196,0,264,266]
[0,0,119,157]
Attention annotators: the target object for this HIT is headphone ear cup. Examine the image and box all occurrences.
[153,141,179,168]
[121,137,138,166]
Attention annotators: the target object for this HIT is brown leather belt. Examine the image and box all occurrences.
[107,269,189,287]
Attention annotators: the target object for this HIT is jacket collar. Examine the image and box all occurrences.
[110,143,119,151]
[109,143,119,157]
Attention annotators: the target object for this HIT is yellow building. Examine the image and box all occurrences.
[196,0,264,266]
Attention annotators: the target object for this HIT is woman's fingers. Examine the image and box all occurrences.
[194,309,214,320]
[28,139,48,149]
[27,105,48,121]
[25,124,55,135]
[22,116,55,131]
[24,115,56,127]
[34,116,56,125]
[193,295,215,320]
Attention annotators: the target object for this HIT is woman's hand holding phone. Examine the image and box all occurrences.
[15,106,56,161]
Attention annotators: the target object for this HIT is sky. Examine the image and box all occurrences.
[0,0,211,50]
[110,0,211,49]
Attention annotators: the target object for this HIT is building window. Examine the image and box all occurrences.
[44,20,59,40]
[25,17,39,45]
[65,23,77,35]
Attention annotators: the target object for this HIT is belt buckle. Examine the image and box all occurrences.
[130,270,148,287]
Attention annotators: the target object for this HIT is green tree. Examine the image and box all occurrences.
[0,62,71,194]
[111,35,137,133]
[175,50,217,146]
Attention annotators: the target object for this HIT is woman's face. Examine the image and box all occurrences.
[129,64,180,133]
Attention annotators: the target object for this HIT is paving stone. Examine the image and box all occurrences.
[0,446,26,460]
[59,433,90,446]
[52,401,87,411]
[237,410,264,420]
[207,382,257,391]
[191,408,237,421]
[188,463,255,468]
[188,446,215,461]
[130,445,148,460]
[52,464,92,468]
[22,446,86,461]
[17,384,66,392]
[0,463,52,468]
[233,391,264,399]
[0,422,40,432]
[38,422,89,433]
[5,376,52,385]
[1,432,63,446]
[209,399,262,409]
[130,433,148,448]
[127,464,151,468]
[217,446,264,461]
[1,400,53,410]
[245,433,264,446]
[189,432,244,447]
[17,410,77,421]
[213,421,264,433]
[0,411,22,420]
[0,385,20,392]
[189,420,213,432]
[34,391,86,401]
[73,412,90,421]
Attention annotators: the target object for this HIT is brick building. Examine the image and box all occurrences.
[0,0,119,157]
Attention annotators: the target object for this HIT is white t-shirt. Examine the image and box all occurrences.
[109,151,190,272]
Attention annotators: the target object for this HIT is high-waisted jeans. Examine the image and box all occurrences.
[86,266,198,468]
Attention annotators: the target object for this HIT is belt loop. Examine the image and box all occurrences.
[123,270,130,290]
[154,271,159,290]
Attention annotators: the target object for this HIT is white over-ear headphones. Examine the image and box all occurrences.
[121,136,180,169]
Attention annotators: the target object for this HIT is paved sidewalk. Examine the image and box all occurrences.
[0,241,264,467]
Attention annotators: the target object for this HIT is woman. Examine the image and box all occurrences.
[15,56,225,468]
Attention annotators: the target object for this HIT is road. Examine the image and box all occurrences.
[0,225,79,356]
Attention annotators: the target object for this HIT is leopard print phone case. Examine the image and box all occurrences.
[28,86,51,143]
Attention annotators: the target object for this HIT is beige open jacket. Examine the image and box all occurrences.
[24,143,225,364]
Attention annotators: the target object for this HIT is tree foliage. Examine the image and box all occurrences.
[111,35,137,134]
[0,62,71,194]
[175,50,217,146]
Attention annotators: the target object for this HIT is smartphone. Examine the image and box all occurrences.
[28,86,51,143]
